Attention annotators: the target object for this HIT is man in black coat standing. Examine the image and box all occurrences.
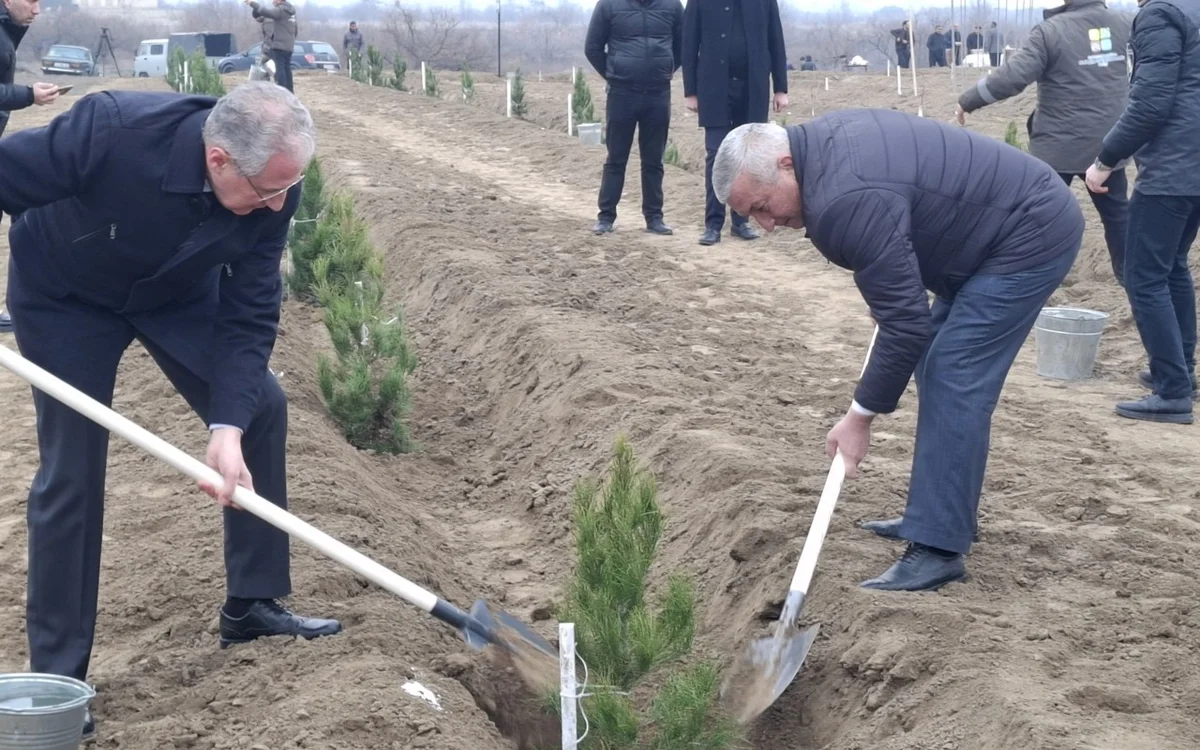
[682,0,788,246]
[711,112,1084,591]
[585,0,684,236]
[0,0,64,334]
[1086,0,1200,424]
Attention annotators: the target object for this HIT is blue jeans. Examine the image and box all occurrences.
[1124,192,1200,399]
[899,246,1079,554]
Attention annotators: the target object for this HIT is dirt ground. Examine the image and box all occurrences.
[1,66,1198,750]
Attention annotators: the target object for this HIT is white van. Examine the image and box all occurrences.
[134,38,167,78]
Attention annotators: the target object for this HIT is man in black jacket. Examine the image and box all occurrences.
[682,0,788,246]
[585,0,684,235]
[1,0,63,334]
[1087,0,1200,424]
[712,112,1084,591]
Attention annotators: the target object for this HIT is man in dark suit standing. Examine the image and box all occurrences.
[0,81,342,740]
[585,0,684,236]
[682,0,788,246]
[0,0,65,333]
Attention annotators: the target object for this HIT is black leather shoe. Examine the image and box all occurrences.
[699,227,720,245]
[219,599,343,649]
[861,517,979,543]
[0,309,11,332]
[730,222,759,240]
[1115,393,1194,424]
[860,543,967,592]
[860,517,903,538]
[645,218,673,235]
[1137,368,1198,397]
[592,220,614,235]
[82,707,95,743]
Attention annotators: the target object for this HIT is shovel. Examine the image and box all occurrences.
[0,344,555,665]
[723,325,878,724]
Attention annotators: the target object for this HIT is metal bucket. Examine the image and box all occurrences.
[577,122,603,146]
[1034,306,1109,380]
[0,674,94,750]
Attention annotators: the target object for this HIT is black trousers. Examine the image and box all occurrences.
[597,88,671,224]
[7,262,292,683]
[270,48,293,92]
[1059,169,1130,286]
[703,77,756,232]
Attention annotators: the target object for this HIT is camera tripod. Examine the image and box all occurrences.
[93,27,121,77]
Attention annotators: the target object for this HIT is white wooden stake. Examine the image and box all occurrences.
[887,59,891,76]
[567,92,574,135]
[348,56,352,79]
[897,61,902,94]
[421,61,427,94]
[824,76,829,90]
[506,75,513,118]
[907,12,920,98]
[559,623,578,750]
[183,60,190,92]
[355,280,369,346]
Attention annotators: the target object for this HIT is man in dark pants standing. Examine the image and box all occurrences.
[1087,0,1200,424]
[0,82,342,740]
[682,0,788,246]
[0,0,64,333]
[246,0,296,92]
[585,0,684,236]
[956,0,1132,287]
[712,113,1084,590]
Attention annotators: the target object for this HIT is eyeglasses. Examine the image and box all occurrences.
[230,156,304,204]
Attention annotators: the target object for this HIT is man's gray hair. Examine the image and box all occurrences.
[202,81,316,176]
[711,122,791,205]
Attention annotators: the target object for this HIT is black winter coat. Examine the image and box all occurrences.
[788,109,1084,414]
[1097,0,1200,196]
[0,8,34,138]
[585,0,684,93]
[682,0,788,127]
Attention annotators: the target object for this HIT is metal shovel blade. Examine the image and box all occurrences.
[722,622,820,725]
[468,599,557,657]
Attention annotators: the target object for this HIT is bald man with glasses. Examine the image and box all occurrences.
[0,82,341,742]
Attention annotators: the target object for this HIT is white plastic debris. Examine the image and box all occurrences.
[402,680,443,711]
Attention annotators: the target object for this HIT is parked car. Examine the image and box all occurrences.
[166,31,238,70]
[217,40,340,74]
[133,38,168,77]
[41,44,94,76]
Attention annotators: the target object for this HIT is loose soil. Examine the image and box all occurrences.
[0,67,1197,750]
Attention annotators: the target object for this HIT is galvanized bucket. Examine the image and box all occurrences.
[0,674,94,750]
[1034,306,1109,380]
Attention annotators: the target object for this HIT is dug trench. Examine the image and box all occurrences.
[0,72,1192,750]
[296,74,1200,750]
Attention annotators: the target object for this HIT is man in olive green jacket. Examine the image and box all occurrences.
[246,0,297,92]
[956,0,1132,286]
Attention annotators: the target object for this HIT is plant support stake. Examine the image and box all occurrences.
[567,92,574,135]
[506,75,513,118]
[421,61,427,94]
[559,622,578,750]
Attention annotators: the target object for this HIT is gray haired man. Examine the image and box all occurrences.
[0,81,342,741]
[711,112,1084,592]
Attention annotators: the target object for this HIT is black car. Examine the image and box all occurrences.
[217,40,340,74]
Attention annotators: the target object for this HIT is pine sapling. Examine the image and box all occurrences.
[510,68,528,117]
[366,45,385,86]
[460,62,475,101]
[390,56,407,90]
